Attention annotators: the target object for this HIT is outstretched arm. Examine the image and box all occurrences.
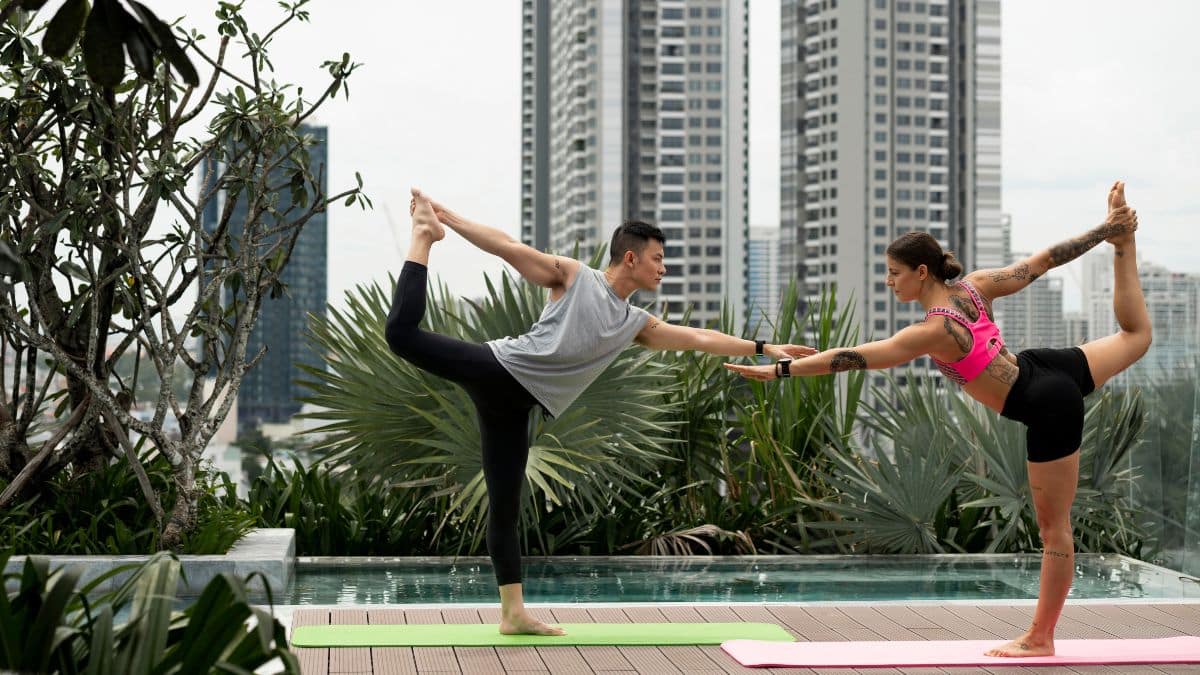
[635,318,816,360]
[969,181,1137,300]
[723,323,938,381]
[413,194,580,290]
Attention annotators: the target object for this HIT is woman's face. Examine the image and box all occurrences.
[885,256,927,303]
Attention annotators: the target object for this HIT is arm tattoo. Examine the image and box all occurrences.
[1043,549,1071,560]
[829,350,867,372]
[989,262,1031,283]
[1047,221,1122,267]
[984,357,1018,386]
[554,259,561,269]
[943,317,972,353]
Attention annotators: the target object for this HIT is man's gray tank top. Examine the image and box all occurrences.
[487,266,651,418]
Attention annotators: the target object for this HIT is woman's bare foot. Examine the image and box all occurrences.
[985,632,1054,657]
[410,188,445,242]
[1105,181,1136,245]
[499,611,566,636]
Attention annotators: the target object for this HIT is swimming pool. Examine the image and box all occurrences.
[283,554,1200,605]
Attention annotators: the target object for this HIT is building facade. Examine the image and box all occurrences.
[521,0,749,326]
[200,125,329,430]
[748,225,782,337]
[780,0,1001,356]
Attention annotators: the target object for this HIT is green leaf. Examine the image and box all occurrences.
[42,0,90,58]
[128,1,199,86]
[80,0,127,87]
[124,21,155,79]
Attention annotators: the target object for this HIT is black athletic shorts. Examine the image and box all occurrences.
[999,347,1096,463]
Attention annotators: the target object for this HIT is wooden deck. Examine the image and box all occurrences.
[290,602,1200,674]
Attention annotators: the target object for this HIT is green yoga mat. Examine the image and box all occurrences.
[291,622,794,647]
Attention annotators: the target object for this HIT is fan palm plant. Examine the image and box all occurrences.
[1074,388,1153,556]
[297,253,679,556]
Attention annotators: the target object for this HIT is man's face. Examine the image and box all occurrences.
[632,240,666,291]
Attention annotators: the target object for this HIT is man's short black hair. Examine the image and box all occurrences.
[608,220,665,265]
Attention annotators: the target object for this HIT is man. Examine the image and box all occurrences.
[385,188,811,634]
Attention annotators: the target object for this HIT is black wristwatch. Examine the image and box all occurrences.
[754,339,765,355]
[775,358,793,378]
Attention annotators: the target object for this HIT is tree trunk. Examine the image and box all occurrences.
[160,459,197,551]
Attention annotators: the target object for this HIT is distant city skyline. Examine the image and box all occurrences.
[147,0,1198,312]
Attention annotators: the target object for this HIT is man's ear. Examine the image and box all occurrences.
[624,250,637,267]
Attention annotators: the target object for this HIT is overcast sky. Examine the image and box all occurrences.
[159,0,1199,309]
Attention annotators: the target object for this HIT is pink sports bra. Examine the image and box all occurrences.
[925,280,1005,386]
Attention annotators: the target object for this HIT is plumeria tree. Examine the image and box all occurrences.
[0,0,368,548]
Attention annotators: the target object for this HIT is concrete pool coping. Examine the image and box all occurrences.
[3,528,295,599]
[285,553,1200,606]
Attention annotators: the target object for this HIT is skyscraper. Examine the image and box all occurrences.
[520,0,749,327]
[747,226,782,337]
[201,124,329,430]
[780,0,1001,348]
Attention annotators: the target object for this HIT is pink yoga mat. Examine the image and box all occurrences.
[721,636,1200,668]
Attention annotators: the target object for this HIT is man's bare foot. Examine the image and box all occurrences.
[984,632,1054,657]
[410,188,445,242]
[499,612,566,636]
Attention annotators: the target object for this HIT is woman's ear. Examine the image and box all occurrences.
[917,263,928,281]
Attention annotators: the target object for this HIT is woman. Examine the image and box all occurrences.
[725,181,1148,657]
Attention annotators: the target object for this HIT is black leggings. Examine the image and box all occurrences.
[384,261,537,586]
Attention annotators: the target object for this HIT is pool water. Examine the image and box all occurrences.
[284,554,1200,605]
